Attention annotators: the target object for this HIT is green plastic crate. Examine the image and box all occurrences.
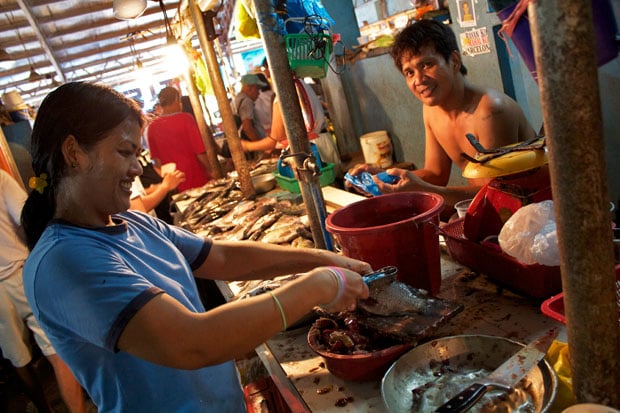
[273,163,335,193]
[285,33,332,79]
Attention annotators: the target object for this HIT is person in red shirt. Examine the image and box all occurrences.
[146,87,211,192]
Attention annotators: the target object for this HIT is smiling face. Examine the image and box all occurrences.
[64,117,143,226]
[399,45,461,107]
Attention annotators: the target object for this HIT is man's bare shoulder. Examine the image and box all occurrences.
[474,86,520,116]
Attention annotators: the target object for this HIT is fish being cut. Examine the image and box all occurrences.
[352,278,463,343]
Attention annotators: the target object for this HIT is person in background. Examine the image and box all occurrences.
[253,71,275,136]
[146,86,211,192]
[20,82,371,412]
[0,169,86,413]
[349,20,536,207]
[129,158,185,223]
[242,62,341,174]
[129,149,184,224]
[234,74,268,142]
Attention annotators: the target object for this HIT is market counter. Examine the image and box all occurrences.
[220,250,567,412]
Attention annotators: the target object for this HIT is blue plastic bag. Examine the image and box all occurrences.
[285,0,335,33]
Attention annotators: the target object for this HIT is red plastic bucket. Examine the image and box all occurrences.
[326,192,444,294]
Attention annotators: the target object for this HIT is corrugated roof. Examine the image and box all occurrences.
[0,0,213,107]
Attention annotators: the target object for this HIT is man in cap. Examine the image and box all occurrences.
[233,74,268,142]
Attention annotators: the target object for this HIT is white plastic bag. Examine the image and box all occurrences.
[498,200,560,266]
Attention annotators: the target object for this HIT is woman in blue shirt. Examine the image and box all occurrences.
[21,82,371,412]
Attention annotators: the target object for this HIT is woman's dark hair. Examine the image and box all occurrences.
[21,82,144,250]
[391,20,467,76]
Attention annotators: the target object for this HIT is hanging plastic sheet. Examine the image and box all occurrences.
[285,0,335,34]
[493,0,619,82]
[235,0,261,39]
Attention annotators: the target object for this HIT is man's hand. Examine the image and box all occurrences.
[347,163,385,176]
[345,163,385,195]
[374,169,436,194]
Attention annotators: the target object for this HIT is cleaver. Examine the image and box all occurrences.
[434,328,559,413]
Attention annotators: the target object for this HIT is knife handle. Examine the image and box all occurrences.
[434,383,488,413]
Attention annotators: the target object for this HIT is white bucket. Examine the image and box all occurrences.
[360,130,393,168]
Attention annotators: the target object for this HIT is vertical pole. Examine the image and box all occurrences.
[189,0,254,198]
[252,0,331,250]
[184,62,223,179]
[528,0,620,405]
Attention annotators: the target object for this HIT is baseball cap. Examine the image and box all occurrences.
[240,74,267,87]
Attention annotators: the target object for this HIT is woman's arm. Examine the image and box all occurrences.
[194,240,372,281]
[117,266,369,369]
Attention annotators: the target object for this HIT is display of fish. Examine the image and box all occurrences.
[247,211,283,240]
[171,171,314,248]
[260,221,306,244]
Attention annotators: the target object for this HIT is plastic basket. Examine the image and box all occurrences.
[273,163,335,193]
[442,217,562,298]
[541,264,620,324]
[285,33,332,79]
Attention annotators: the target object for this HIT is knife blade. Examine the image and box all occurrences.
[434,328,559,413]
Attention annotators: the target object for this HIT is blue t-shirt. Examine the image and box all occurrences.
[23,211,245,412]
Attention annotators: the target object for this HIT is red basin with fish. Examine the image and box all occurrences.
[307,322,412,382]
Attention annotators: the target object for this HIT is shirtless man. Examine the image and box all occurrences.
[350,20,536,207]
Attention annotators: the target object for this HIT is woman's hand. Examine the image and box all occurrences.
[314,267,369,313]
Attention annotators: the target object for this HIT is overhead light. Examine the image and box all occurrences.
[158,0,177,45]
[113,0,147,20]
[28,65,44,82]
[45,73,61,87]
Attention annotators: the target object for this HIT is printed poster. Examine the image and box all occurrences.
[459,27,491,57]
[457,0,477,28]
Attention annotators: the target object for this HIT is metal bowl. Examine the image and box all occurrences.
[381,335,558,412]
[251,173,276,194]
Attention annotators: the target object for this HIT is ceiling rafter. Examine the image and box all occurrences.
[16,0,65,82]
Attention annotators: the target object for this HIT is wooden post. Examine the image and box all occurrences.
[528,0,620,405]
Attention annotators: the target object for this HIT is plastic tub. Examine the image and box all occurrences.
[326,192,444,294]
[273,163,335,193]
[541,264,620,324]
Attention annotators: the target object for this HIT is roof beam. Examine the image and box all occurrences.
[16,0,66,82]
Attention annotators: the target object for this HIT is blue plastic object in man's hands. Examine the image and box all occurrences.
[376,171,400,184]
[344,171,400,196]
[344,172,381,196]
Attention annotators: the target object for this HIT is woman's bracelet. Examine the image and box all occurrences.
[269,291,287,331]
[323,267,347,308]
